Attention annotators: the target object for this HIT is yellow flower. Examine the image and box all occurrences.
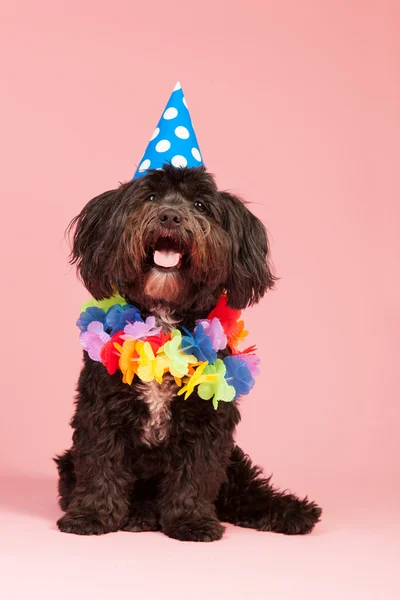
[137,341,168,384]
[177,362,218,400]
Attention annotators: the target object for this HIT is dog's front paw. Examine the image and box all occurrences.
[268,495,322,535]
[57,513,114,536]
[162,514,225,542]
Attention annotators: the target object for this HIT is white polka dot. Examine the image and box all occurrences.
[155,139,171,152]
[173,82,181,91]
[138,158,151,172]
[191,147,202,162]
[174,126,190,139]
[150,127,160,141]
[171,155,187,168]
[163,107,178,120]
[182,97,188,108]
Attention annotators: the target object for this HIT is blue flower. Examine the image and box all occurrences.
[77,307,106,332]
[223,356,255,399]
[105,304,143,336]
[181,324,217,363]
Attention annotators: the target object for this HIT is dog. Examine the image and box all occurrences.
[55,165,321,541]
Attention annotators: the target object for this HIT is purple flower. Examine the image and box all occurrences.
[80,321,110,362]
[195,318,227,351]
[122,316,162,341]
[237,354,261,377]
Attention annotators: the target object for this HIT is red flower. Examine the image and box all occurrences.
[146,331,172,354]
[208,294,242,338]
[231,344,257,356]
[208,294,248,349]
[100,331,124,375]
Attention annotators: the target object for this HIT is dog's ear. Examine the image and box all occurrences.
[67,188,124,300]
[221,192,275,309]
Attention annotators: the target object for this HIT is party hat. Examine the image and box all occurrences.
[133,82,203,179]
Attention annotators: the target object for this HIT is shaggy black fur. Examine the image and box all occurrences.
[56,165,321,541]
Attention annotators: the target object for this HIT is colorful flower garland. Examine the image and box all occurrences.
[77,294,260,410]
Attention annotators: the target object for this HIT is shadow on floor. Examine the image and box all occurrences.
[0,472,61,522]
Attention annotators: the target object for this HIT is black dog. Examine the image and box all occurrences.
[55,165,321,541]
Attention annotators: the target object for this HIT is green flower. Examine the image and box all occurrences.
[81,294,127,313]
[161,330,197,378]
[198,359,236,410]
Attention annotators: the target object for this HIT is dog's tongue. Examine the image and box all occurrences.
[154,249,181,268]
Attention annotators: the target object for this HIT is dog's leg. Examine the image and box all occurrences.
[55,452,160,533]
[54,449,76,511]
[215,445,322,534]
[159,436,230,542]
[56,434,133,536]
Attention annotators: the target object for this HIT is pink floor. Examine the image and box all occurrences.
[1,473,399,600]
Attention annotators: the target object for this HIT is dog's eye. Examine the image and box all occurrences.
[194,200,206,212]
[146,194,156,202]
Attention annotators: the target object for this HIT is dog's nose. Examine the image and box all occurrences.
[159,209,182,229]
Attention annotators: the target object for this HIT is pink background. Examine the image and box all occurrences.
[0,1,399,599]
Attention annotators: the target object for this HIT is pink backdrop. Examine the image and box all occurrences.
[0,1,399,598]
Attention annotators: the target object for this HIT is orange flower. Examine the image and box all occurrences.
[228,319,248,350]
[115,339,139,385]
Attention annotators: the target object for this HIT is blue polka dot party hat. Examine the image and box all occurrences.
[133,82,203,179]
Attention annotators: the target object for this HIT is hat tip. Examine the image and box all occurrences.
[173,81,182,91]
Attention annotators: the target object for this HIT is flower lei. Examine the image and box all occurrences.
[77,293,260,410]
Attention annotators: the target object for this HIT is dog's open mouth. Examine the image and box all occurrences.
[152,238,183,269]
